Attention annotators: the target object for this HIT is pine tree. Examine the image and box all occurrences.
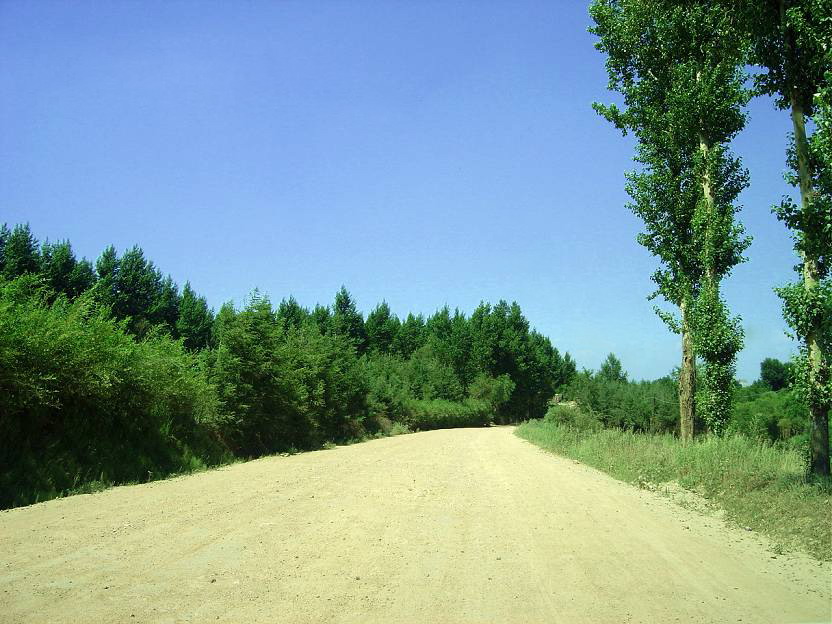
[365,301,400,354]
[331,286,367,354]
[39,240,93,299]
[152,275,180,334]
[392,312,426,359]
[276,296,309,331]
[68,259,96,298]
[598,353,628,384]
[176,282,214,351]
[311,304,332,334]
[39,240,77,297]
[92,245,120,312]
[2,224,40,280]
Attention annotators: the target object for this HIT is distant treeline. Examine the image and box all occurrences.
[553,352,816,449]
[0,223,576,508]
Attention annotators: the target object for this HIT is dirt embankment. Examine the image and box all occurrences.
[1,427,829,623]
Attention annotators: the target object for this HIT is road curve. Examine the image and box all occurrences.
[1,427,829,623]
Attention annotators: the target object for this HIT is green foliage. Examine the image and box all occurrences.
[0,277,226,509]
[749,0,830,116]
[310,303,332,334]
[177,282,214,351]
[746,0,832,475]
[90,245,185,338]
[276,296,309,331]
[760,357,791,391]
[392,312,426,358]
[516,420,831,560]
[208,294,295,454]
[408,343,464,401]
[2,223,40,280]
[332,286,367,354]
[283,323,369,443]
[364,353,413,424]
[598,353,627,383]
[731,386,808,443]
[0,223,576,507]
[0,224,8,267]
[468,373,515,413]
[403,398,493,431]
[366,301,400,354]
[544,403,602,432]
[691,283,745,433]
[591,0,751,434]
[39,240,95,300]
[563,367,679,434]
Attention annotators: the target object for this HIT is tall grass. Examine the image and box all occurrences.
[516,419,832,560]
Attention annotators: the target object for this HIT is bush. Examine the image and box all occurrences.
[404,398,492,430]
[730,387,807,443]
[0,277,227,508]
[562,371,678,433]
[208,296,368,454]
[544,403,602,431]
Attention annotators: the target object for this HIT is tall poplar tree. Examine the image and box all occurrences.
[591,0,750,437]
[682,3,751,434]
[746,0,831,476]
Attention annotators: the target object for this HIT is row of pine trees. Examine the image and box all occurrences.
[0,222,576,508]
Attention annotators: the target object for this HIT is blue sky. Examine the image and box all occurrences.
[0,1,801,382]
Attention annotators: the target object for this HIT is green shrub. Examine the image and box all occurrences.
[404,398,492,430]
[207,295,367,454]
[562,370,678,433]
[544,403,602,431]
[730,387,807,442]
[0,277,227,508]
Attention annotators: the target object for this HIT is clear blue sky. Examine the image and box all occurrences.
[0,0,801,382]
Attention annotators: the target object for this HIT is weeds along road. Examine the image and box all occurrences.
[1,427,829,624]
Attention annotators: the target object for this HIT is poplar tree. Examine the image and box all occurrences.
[682,3,751,434]
[746,0,831,476]
[590,0,750,437]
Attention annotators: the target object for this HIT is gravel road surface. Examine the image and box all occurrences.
[1,427,829,623]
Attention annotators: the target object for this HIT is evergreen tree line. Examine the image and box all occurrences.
[553,353,815,448]
[590,0,831,475]
[0,223,576,508]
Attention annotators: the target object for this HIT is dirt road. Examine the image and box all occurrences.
[1,427,829,623]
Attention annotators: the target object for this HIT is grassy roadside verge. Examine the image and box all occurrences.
[515,419,832,561]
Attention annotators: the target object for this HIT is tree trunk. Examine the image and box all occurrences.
[789,93,831,477]
[679,300,696,442]
[698,132,717,285]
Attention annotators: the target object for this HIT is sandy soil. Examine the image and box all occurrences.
[1,427,830,623]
